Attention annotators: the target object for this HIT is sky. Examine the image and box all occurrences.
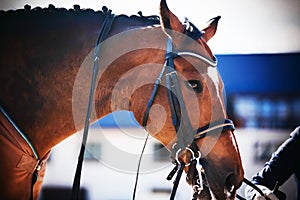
[1,0,300,54]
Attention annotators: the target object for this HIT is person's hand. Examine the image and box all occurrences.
[245,185,279,200]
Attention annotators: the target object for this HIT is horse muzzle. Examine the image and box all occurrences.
[196,129,244,200]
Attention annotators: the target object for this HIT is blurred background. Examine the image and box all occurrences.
[1,0,300,199]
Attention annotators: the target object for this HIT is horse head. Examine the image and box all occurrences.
[148,0,244,199]
[57,0,244,198]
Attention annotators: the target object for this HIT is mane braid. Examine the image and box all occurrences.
[0,4,161,29]
[1,4,99,14]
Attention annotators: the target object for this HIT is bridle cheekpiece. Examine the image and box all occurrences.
[140,36,235,199]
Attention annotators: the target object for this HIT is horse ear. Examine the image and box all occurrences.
[160,0,184,36]
[202,16,221,42]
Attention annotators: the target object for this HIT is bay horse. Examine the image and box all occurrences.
[0,0,244,199]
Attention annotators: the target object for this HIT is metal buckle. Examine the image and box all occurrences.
[175,147,201,167]
[166,71,177,77]
[195,160,204,193]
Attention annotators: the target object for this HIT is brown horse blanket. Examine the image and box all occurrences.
[0,109,50,200]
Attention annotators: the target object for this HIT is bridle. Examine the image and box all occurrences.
[71,10,267,200]
[135,36,269,200]
[136,36,235,200]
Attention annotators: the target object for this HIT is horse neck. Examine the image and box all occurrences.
[75,26,168,130]
[0,9,163,158]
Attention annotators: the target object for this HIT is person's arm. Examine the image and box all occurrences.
[246,127,300,200]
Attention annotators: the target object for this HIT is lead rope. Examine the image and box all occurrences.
[238,178,286,200]
[235,178,273,200]
[71,12,115,200]
[235,178,268,200]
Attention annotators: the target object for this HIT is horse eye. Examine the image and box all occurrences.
[185,80,203,93]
